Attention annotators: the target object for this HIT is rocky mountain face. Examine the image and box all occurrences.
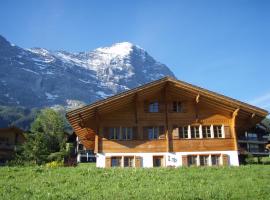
[0,35,175,110]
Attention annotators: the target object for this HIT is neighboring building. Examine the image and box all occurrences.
[76,136,96,163]
[0,127,25,163]
[238,123,270,160]
[66,77,268,168]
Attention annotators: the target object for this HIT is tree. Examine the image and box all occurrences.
[21,108,66,164]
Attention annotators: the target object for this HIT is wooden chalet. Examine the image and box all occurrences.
[66,77,268,168]
[0,126,25,164]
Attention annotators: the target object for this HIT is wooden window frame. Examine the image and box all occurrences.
[179,126,189,139]
[124,156,134,167]
[213,125,223,138]
[211,155,221,166]
[190,126,200,139]
[202,125,212,138]
[109,127,133,140]
[111,156,122,167]
[187,155,197,166]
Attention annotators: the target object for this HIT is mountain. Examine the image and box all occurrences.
[0,35,175,110]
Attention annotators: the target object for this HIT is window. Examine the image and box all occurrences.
[149,101,159,112]
[109,127,120,140]
[213,125,223,138]
[111,157,122,167]
[202,126,211,138]
[148,127,159,140]
[191,126,200,138]
[124,157,134,167]
[172,101,182,112]
[179,126,189,139]
[211,155,220,166]
[247,133,257,141]
[153,156,163,167]
[199,155,209,166]
[122,127,133,140]
[249,144,259,152]
[188,155,197,166]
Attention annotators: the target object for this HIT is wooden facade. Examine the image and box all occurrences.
[0,127,25,163]
[66,77,268,167]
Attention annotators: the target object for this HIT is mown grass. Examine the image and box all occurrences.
[0,164,270,200]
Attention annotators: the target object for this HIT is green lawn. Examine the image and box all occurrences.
[0,164,270,200]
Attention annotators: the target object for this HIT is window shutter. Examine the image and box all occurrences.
[159,126,165,139]
[172,126,179,139]
[144,100,149,112]
[182,155,188,166]
[105,157,111,168]
[222,154,229,166]
[224,126,231,138]
[135,156,142,168]
[132,126,137,140]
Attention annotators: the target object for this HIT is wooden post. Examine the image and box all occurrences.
[163,84,170,152]
[231,108,239,151]
[94,108,100,154]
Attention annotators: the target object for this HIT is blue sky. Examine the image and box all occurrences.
[0,0,270,112]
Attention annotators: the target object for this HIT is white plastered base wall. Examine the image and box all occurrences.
[96,151,239,168]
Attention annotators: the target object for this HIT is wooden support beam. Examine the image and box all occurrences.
[163,84,170,152]
[251,113,255,119]
[94,108,100,154]
[231,108,240,151]
[196,94,200,104]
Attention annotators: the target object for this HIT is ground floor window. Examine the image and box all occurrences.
[211,155,220,166]
[187,154,221,166]
[153,156,163,167]
[111,157,122,167]
[124,157,134,167]
[200,155,209,166]
[188,155,197,166]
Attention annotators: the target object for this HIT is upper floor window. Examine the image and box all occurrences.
[202,126,211,138]
[191,126,200,139]
[109,127,120,140]
[172,101,182,112]
[109,127,133,140]
[148,127,159,140]
[179,126,189,139]
[122,127,133,140]
[213,125,223,138]
[149,101,159,112]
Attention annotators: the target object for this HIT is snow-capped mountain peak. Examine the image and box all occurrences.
[95,42,134,58]
[0,35,175,109]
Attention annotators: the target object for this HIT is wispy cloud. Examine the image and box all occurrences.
[249,93,270,112]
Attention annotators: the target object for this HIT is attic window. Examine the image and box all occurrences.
[149,101,159,112]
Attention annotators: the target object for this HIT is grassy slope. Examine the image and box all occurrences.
[0,164,270,200]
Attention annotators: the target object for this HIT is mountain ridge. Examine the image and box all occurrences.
[0,35,175,110]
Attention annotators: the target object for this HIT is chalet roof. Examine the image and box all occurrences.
[67,76,268,118]
[66,76,269,149]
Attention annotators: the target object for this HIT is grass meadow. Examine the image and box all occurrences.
[0,164,270,200]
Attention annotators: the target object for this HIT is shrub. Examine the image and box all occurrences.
[45,161,64,168]
[245,153,255,164]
